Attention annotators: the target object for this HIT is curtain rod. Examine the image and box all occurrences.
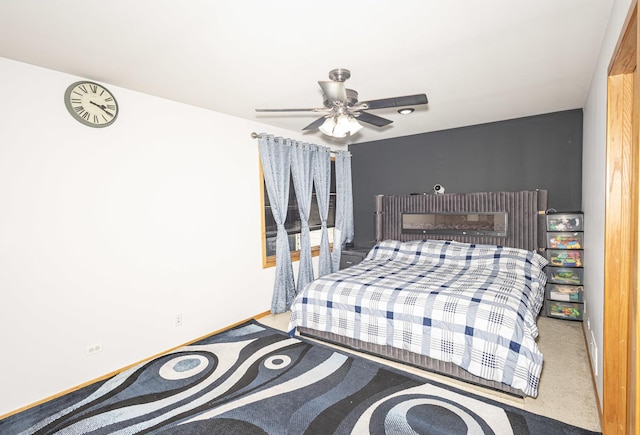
[250,132,350,155]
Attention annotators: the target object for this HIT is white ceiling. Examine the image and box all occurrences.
[0,1,615,145]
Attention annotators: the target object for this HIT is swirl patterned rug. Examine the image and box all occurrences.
[1,320,599,434]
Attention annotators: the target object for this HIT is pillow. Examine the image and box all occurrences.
[365,239,457,264]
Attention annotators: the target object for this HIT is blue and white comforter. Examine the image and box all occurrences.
[288,239,548,397]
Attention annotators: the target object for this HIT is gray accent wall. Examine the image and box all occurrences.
[348,109,583,247]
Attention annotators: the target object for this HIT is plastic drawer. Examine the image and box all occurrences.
[546,213,583,232]
[547,301,584,321]
[547,232,584,249]
[547,266,583,285]
[546,284,584,302]
[546,249,583,267]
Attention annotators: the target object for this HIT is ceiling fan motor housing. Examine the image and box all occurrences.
[346,89,359,107]
[325,88,359,108]
[328,68,351,83]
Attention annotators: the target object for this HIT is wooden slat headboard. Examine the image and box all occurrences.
[374,190,547,252]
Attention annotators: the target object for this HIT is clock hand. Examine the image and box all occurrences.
[90,101,114,117]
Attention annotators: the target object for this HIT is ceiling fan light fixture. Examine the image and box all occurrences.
[333,114,353,137]
[347,116,363,134]
[318,116,337,136]
[398,107,415,115]
[319,114,362,138]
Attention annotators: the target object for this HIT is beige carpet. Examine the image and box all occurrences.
[258,312,601,432]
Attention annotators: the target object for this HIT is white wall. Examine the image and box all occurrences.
[582,0,634,407]
[0,57,334,416]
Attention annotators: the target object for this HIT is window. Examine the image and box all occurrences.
[260,159,336,268]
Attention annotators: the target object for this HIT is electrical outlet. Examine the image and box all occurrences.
[86,343,103,356]
[175,313,183,327]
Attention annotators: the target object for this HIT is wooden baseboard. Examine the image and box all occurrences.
[581,323,603,428]
[0,310,273,420]
[252,309,272,320]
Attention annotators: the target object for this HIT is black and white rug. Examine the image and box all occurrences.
[1,321,600,434]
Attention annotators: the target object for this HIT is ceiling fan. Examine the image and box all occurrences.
[255,68,428,138]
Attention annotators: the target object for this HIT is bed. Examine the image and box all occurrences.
[288,190,549,398]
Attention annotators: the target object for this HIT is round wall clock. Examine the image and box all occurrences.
[64,81,119,128]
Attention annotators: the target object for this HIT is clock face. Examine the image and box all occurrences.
[64,81,119,128]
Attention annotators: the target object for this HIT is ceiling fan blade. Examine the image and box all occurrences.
[255,107,327,112]
[355,111,393,127]
[318,81,347,104]
[303,116,328,131]
[360,94,428,110]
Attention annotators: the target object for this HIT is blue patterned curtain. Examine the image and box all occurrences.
[313,147,332,276]
[331,151,354,272]
[258,135,295,313]
[290,140,315,292]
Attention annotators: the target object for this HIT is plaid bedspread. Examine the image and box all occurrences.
[288,239,548,397]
